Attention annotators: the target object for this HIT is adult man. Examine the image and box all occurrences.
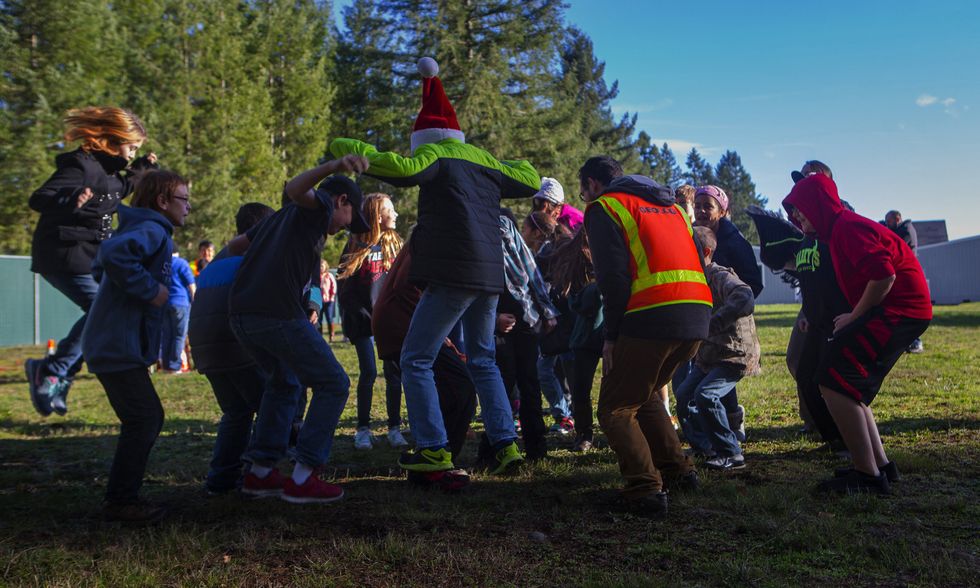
[881,210,923,353]
[580,156,712,517]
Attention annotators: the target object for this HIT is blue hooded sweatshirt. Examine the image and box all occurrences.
[82,205,174,374]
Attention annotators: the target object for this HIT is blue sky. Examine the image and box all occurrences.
[334,1,979,239]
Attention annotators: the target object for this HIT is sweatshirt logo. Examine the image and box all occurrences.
[795,241,821,272]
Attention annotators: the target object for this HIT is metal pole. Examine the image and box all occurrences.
[34,272,40,346]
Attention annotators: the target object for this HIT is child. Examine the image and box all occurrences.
[227,154,370,504]
[784,173,931,494]
[160,250,195,373]
[26,106,158,417]
[337,193,407,450]
[320,260,338,341]
[80,169,190,523]
[674,226,761,470]
[188,202,275,495]
[329,57,540,476]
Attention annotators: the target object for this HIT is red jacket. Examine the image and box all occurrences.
[783,175,931,320]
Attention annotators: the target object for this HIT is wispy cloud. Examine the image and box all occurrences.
[611,98,674,116]
[917,93,961,117]
[651,138,720,156]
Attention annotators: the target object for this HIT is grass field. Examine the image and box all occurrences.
[1,304,978,587]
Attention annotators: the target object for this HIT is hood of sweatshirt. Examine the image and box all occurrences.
[116,204,174,235]
[782,173,845,241]
[602,174,675,206]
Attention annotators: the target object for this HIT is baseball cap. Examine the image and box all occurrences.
[315,175,369,233]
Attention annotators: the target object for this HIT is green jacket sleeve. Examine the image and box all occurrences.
[499,159,541,198]
[329,138,440,187]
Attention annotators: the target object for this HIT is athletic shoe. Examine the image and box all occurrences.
[558,416,575,436]
[907,338,924,354]
[354,426,373,450]
[25,359,55,417]
[670,415,680,430]
[705,454,746,470]
[816,469,890,495]
[663,470,700,493]
[571,434,593,453]
[398,447,454,472]
[487,441,524,475]
[407,469,471,493]
[729,405,746,442]
[387,427,409,449]
[103,499,167,525]
[49,378,72,416]
[513,418,522,435]
[281,472,344,504]
[835,461,900,483]
[241,468,287,497]
[610,491,668,520]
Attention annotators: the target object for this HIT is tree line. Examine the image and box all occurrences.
[0,0,767,261]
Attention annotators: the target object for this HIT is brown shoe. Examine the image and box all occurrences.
[571,434,593,453]
[103,500,167,525]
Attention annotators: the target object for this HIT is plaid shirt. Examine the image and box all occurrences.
[499,215,558,330]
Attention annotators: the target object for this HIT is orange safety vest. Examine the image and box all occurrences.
[592,192,713,314]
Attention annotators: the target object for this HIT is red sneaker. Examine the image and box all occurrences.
[281,472,345,504]
[242,468,286,497]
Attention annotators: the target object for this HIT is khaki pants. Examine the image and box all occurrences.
[597,336,698,498]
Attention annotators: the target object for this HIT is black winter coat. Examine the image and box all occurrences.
[712,217,764,298]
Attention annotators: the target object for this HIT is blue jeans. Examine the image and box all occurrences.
[205,366,265,492]
[160,304,190,371]
[674,365,743,457]
[230,314,350,468]
[39,272,100,380]
[351,336,404,428]
[537,353,572,420]
[400,284,515,450]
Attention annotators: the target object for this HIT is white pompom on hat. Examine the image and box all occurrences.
[534,177,565,205]
[411,57,465,153]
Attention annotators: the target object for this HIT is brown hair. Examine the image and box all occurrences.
[130,170,188,212]
[64,107,147,156]
[801,160,833,179]
[338,193,403,278]
[548,229,594,297]
[675,184,696,202]
[693,226,717,256]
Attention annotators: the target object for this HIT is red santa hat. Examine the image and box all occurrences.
[411,57,465,152]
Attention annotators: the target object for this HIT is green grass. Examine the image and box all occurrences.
[1,304,978,587]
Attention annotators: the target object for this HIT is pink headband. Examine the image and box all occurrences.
[696,185,729,212]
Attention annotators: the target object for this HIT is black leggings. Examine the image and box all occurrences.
[496,330,547,456]
[568,349,600,439]
[97,368,164,504]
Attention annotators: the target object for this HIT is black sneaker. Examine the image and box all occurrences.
[835,461,900,483]
[663,470,700,493]
[817,470,890,495]
[49,378,72,416]
[103,499,168,525]
[25,359,55,417]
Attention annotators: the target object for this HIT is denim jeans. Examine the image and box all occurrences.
[351,336,404,429]
[205,366,266,492]
[230,313,350,468]
[400,284,515,450]
[537,353,572,420]
[40,272,100,380]
[96,368,165,504]
[674,365,743,457]
[160,304,190,371]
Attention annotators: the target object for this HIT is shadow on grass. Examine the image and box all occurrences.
[746,416,980,442]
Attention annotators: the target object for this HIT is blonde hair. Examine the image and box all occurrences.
[338,193,403,278]
[64,107,146,156]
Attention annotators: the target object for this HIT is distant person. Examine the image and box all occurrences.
[784,174,931,494]
[80,169,191,523]
[192,240,215,276]
[674,184,697,220]
[160,251,195,373]
[882,210,923,353]
[319,260,338,342]
[188,202,275,496]
[674,227,760,470]
[25,106,158,417]
[532,177,584,232]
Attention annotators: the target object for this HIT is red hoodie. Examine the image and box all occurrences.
[782,175,931,321]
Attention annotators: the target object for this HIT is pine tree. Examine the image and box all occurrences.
[684,148,715,186]
[714,149,767,243]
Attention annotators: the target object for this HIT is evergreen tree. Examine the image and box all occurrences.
[684,148,715,186]
[714,149,767,243]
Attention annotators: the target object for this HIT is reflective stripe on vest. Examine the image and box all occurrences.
[595,193,713,313]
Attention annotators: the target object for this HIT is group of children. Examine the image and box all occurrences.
[24,59,931,522]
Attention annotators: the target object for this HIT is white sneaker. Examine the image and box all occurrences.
[354,427,373,450]
[387,427,409,448]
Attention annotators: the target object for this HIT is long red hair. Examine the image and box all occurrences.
[63,107,146,156]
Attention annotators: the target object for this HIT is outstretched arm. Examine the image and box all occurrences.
[329,138,441,187]
[285,155,369,210]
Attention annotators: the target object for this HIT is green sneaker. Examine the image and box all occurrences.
[398,447,454,472]
[488,441,525,475]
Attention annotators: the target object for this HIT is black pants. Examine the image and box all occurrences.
[569,349,601,439]
[432,346,478,460]
[96,368,164,504]
[496,330,547,457]
[796,329,842,443]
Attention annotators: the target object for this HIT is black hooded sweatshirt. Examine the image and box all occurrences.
[584,175,710,342]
